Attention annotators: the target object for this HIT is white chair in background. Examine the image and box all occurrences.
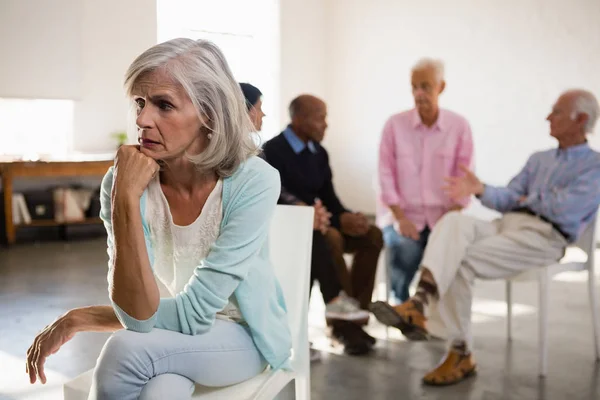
[506,216,600,377]
[64,205,314,400]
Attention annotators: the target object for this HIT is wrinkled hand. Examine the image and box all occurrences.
[113,145,160,202]
[26,314,76,384]
[443,165,484,202]
[340,212,369,237]
[394,217,419,240]
[313,199,332,234]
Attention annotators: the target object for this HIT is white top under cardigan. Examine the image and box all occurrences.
[146,176,243,323]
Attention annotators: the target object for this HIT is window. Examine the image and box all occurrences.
[157,0,280,142]
[0,98,74,159]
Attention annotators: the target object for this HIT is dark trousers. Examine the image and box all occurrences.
[310,230,342,304]
[325,226,384,309]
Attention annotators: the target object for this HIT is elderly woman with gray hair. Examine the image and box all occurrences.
[25,38,292,399]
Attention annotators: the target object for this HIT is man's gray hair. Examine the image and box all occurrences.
[568,89,600,134]
[124,38,258,177]
[411,58,445,83]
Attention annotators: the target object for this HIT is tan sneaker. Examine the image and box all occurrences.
[369,300,428,340]
[422,349,477,386]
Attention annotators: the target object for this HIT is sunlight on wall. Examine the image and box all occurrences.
[0,99,74,159]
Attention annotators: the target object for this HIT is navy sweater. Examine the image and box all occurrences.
[262,132,349,229]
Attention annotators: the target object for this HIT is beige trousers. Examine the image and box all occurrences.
[422,211,568,348]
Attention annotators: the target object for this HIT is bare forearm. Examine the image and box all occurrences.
[68,305,123,333]
[389,205,406,221]
[110,197,159,320]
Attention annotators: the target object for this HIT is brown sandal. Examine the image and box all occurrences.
[422,350,477,386]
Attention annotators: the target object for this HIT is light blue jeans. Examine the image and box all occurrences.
[88,319,268,400]
[383,225,430,302]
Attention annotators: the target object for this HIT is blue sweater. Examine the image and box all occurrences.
[99,156,292,369]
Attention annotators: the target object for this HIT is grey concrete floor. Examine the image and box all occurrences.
[1,239,600,399]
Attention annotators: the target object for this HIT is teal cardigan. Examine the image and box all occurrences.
[99,156,292,370]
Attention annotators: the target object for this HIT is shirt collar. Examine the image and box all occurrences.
[411,108,444,131]
[283,126,317,154]
[556,141,590,160]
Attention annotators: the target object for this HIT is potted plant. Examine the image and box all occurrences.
[111,132,128,149]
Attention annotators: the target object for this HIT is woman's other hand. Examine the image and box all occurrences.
[26,312,77,384]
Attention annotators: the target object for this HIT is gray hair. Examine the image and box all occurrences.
[124,38,258,177]
[411,58,445,83]
[567,89,600,134]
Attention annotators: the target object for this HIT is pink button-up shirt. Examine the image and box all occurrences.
[377,108,474,231]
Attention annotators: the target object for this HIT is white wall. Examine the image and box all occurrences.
[72,0,157,153]
[0,0,83,99]
[278,0,330,126]
[320,0,600,214]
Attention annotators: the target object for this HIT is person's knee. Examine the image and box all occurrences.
[354,225,383,251]
[365,225,384,250]
[93,330,149,396]
[437,210,464,228]
[388,235,423,265]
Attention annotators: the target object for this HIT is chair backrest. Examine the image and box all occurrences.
[575,211,598,270]
[268,205,313,379]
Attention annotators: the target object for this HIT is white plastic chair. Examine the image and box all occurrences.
[64,205,314,400]
[506,216,600,377]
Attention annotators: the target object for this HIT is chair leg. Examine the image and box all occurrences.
[506,280,513,341]
[539,272,549,378]
[588,269,600,361]
[384,252,390,304]
[383,252,390,340]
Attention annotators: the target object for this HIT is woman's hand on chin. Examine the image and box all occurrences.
[113,145,160,202]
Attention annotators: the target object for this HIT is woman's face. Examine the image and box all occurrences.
[248,98,265,131]
[133,69,207,160]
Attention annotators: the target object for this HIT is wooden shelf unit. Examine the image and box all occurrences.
[0,158,113,245]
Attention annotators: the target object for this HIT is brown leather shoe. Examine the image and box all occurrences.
[422,350,477,386]
[369,300,428,340]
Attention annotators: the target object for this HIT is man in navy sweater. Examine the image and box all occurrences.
[262,95,383,314]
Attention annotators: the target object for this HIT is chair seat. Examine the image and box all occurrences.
[192,369,296,399]
[64,368,296,400]
[63,369,93,400]
[508,261,587,282]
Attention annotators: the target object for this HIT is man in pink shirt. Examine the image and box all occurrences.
[376,58,474,303]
